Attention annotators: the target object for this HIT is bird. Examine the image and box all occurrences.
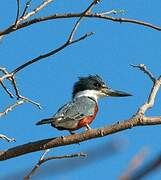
[36,75,132,134]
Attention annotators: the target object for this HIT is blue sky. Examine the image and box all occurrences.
[0,0,161,179]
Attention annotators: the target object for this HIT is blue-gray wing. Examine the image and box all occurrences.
[53,96,96,121]
[51,97,97,130]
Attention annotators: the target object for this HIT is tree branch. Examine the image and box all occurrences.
[0,134,16,142]
[67,0,100,43]
[15,0,55,26]
[132,64,161,115]
[0,81,14,98]
[131,64,156,83]
[24,151,87,180]
[20,0,32,19]
[11,32,93,75]
[0,99,25,118]
[1,12,161,36]
[14,0,20,26]
[0,115,161,161]
[0,68,41,111]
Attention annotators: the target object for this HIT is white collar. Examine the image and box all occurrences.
[74,90,105,102]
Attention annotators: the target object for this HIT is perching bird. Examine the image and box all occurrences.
[36,75,131,134]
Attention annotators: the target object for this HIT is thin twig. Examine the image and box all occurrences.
[0,134,16,142]
[0,100,25,118]
[18,0,55,24]
[12,32,93,74]
[10,76,20,98]
[70,32,94,44]
[14,0,20,26]
[20,0,32,18]
[67,0,100,43]
[131,64,156,83]
[0,67,41,110]
[40,149,50,161]
[100,9,118,15]
[19,95,42,109]
[0,82,14,98]
[0,68,13,83]
[131,64,161,115]
[24,152,87,180]
[0,67,11,76]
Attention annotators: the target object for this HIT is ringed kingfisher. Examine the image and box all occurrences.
[36,75,131,134]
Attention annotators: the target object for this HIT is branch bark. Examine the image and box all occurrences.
[1,12,161,36]
[0,115,161,161]
[24,151,86,180]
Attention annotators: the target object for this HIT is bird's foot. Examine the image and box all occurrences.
[85,124,92,131]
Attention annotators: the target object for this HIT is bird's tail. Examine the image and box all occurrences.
[36,118,54,125]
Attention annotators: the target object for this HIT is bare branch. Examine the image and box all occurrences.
[1,12,161,36]
[70,32,94,44]
[0,100,25,118]
[132,65,161,115]
[0,66,41,110]
[8,76,41,109]
[14,0,20,26]
[40,149,50,161]
[0,69,13,83]
[0,115,161,161]
[138,78,161,115]
[0,67,10,74]
[67,0,99,43]
[9,76,21,98]
[20,0,32,18]
[11,32,92,75]
[19,95,42,109]
[100,9,125,15]
[24,152,87,180]
[100,10,117,15]
[17,0,55,24]
[131,64,156,83]
[0,134,16,142]
[0,81,14,98]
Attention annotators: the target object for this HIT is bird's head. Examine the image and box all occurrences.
[72,75,132,101]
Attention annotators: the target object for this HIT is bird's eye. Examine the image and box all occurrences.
[94,82,101,88]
